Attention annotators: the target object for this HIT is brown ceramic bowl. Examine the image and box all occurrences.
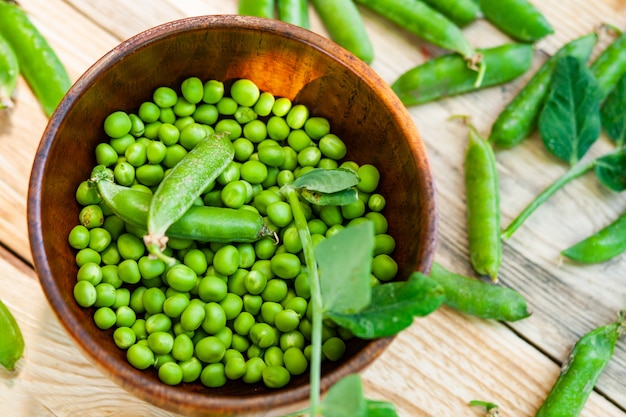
[28,15,437,417]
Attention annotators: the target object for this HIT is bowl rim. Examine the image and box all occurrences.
[28,14,437,416]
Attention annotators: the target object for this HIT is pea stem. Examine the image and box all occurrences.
[502,158,596,239]
[283,186,323,415]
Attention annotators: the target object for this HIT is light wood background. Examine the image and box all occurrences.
[1,1,625,416]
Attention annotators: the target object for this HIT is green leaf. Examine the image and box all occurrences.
[316,221,374,314]
[300,187,359,206]
[321,374,367,417]
[290,168,359,194]
[538,56,602,165]
[595,149,626,192]
[326,272,445,339]
[366,400,399,417]
[601,72,626,147]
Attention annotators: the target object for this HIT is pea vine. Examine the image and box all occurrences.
[279,168,444,417]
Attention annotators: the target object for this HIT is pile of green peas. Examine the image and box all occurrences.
[68,76,399,389]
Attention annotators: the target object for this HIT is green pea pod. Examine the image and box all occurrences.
[0,33,18,109]
[277,0,310,29]
[144,131,235,261]
[0,0,71,117]
[354,0,476,60]
[561,210,626,264]
[0,298,25,371]
[420,0,481,27]
[590,28,626,99]
[479,0,554,43]
[310,0,374,64]
[535,314,624,417]
[489,33,598,149]
[465,124,501,281]
[392,43,534,106]
[93,178,274,243]
[238,0,275,19]
[429,263,530,321]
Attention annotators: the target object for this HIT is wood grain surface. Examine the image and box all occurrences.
[1,1,625,416]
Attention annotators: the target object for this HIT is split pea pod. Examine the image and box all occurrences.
[0,0,71,117]
[277,0,310,29]
[479,0,554,43]
[310,0,374,64]
[392,43,533,106]
[0,298,25,371]
[238,0,275,19]
[465,123,501,281]
[489,33,598,148]
[420,0,482,27]
[429,263,530,321]
[93,178,274,243]
[144,131,234,260]
[0,33,18,109]
[535,313,624,417]
[354,0,477,62]
[590,27,626,99]
[561,210,626,264]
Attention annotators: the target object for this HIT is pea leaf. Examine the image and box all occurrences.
[316,221,374,314]
[365,400,399,417]
[320,374,367,417]
[595,149,626,192]
[290,168,359,194]
[300,187,359,206]
[326,272,444,339]
[601,72,626,147]
[538,56,602,165]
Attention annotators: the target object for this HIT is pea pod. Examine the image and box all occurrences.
[489,33,598,148]
[561,210,626,264]
[479,0,554,43]
[429,263,530,322]
[0,0,71,117]
[310,0,374,64]
[0,298,25,371]
[535,314,624,417]
[277,0,310,29]
[0,33,18,109]
[354,0,477,61]
[93,177,274,243]
[392,43,534,106]
[144,131,235,261]
[238,0,275,19]
[420,0,481,27]
[465,123,501,281]
[590,27,626,99]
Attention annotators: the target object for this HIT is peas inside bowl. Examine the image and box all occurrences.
[28,15,437,417]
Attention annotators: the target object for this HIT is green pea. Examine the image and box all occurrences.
[128,114,145,137]
[131,319,148,340]
[285,104,309,130]
[262,365,290,389]
[179,357,202,383]
[87,227,111,252]
[112,161,134,186]
[242,270,266,295]
[73,280,97,307]
[94,282,116,308]
[367,193,386,212]
[178,122,206,150]
[79,204,104,229]
[104,111,132,138]
[239,159,268,185]
[163,144,187,168]
[195,336,226,363]
[124,142,147,167]
[143,121,162,139]
[145,313,172,334]
[117,233,145,260]
[230,79,260,107]
[270,253,301,279]
[77,262,102,285]
[94,307,116,330]
[219,293,243,320]
[280,330,306,351]
[153,86,178,108]
[357,164,380,193]
[202,80,224,104]
[100,265,121,289]
[371,254,398,282]
[225,356,247,380]
[322,337,346,361]
[180,300,206,331]
[127,342,155,370]
[297,146,322,167]
[319,205,342,227]
[261,279,288,303]
[254,92,275,117]
[160,107,176,124]
[243,294,263,315]
[147,331,174,355]
[200,362,227,388]
[265,201,292,228]
[319,133,347,160]
[166,264,198,293]
[254,237,278,260]
[211,245,239,276]
[163,293,190,319]
[304,116,331,140]
[115,305,136,327]
[294,273,310,299]
[260,301,283,325]
[271,97,292,117]
[264,346,284,367]
[157,123,180,146]
[267,116,290,141]
[202,302,227,335]
[110,134,135,155]
[281,227,302,253]
[69,225,90,249]
[307,218,328,235]
[233,311,255,336]
[138,101,160,123]
[220,180,248,209]
[258,145,286,168]
[113,326,136,349]
[249,322,276,348]
[157,361,183,386]
[143,287,166,315]
[283,346,308,375]
[275,309,301,333]
[76,180,101,206]
[216,97,237,116]
[95,143,119,167]
[76,248,101,267]
[216,161,241,185]
[233,138,255,162]
[374,234,396,256]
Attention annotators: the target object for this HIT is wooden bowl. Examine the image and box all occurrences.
[28,15,437,417]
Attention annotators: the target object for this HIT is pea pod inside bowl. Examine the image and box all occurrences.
[28,15,436,417]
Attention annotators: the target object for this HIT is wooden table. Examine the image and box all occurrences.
[1,1,625,416]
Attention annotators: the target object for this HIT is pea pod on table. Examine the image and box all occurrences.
[464,123,501,282]
[238,0,275,19]
[590,26,626,99]
[91,173,275,244]
[479,0,554,43]
[0,33,18,109]
[0,298,25,371]
[489,33,598,149]
[143,131,235,262]
[392,43,534,106]
[420,0,482,27]
[561,209,626,264]
[277,0,309,29]
[535,313,624,417]
[0,0,71,117]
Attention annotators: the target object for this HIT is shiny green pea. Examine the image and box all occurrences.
[202,302,227,334]
[231,79,260,107]
[262,279,288,303]
[115,305,136,327]
[260,301,283,325]
[76,180,101,205]
[104,111,132,138]
[166,264,198,292]
[297,146,322,167]
[117,233,145,260]
[254,237,277,260]
[143,287,166,314]
[262,365,290,388]
[367,193,386,211]
[158,361,183,386]
[173,96,196,118]
[79,204,104,229]
[225,356,247,380]
[163,293,190,319]
[110,134,135,155]
[322,337,346,361]
[254,92,275,117]
[76,248,101,267]
[219,293,243,320]
[94,282,116,308]
[127,342,155,370]
[270,253,301,279]
[113,326,136,349]
[243,294,263,315]
[138,101,160,123]
[147,331,174,355]
[73,280,97,307]
[249,322,276,348]
[94,307,116,330]
[77,262,102,285]
[180,300,206,331]
[153,86,178,108]
[319,134,347,160]
[374,234,396,256]
[195,336,226,363]
[283,346,308,375]
[145,313,172,334]
[371,254,398,281]
[95,143,119,167]
[304,116,330,140]
[69,225,90,249]
[357,164,380,193]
